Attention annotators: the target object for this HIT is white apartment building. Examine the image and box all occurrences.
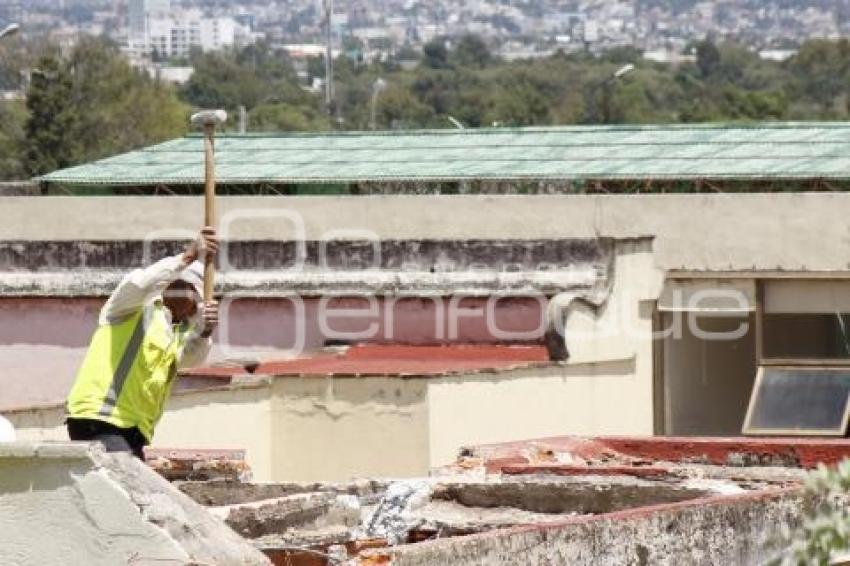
[149,12,242,58]
[129,1,243,58]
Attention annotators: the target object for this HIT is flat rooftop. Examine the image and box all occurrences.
[37,122,850,186]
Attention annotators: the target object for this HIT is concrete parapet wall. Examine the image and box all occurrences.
[360,488,805,566]
[0,193,847,272]
[0,238,613,297]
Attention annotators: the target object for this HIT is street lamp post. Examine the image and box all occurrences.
[585,63,634,124]
[369,77,386,130]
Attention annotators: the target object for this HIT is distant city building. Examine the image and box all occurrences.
[128,0,244,58]
[154,65,195,84]
[148,11,242,58]
[643,49,697,65]
[128,0,171,48]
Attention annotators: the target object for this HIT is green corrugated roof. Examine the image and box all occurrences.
[36,122,850,186]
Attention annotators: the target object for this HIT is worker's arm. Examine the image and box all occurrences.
[177,300,218,370]
[99,254,188,324]
[99,232,212,324]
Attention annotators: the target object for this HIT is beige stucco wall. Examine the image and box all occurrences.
[764,280,850,313]
[427,360,643,468]
[4,384,276,481]
[5,362,651,482]
[2,193,849,272]
[154,383,274,481]
[269,376,429,482]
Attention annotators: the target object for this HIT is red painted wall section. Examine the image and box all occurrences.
[185,344,552,379]
[465,436,850,471]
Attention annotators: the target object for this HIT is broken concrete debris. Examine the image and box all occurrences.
[3,435,849,565]
[0,442,269,566]
[364,480,433,545]
[157,435,848,566]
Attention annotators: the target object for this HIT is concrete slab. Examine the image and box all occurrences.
[0,442,270,565]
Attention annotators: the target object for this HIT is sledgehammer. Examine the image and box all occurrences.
[190,109,227,302]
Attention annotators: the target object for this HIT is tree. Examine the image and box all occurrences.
[786,39,850,114]
[422,39,449,70]
[450,35,493,69]
[181,42,317,118]
[68,37,187,161]
[696,40,721,79]
[24,38,188,177]
[0,100,29,180]
[23,54,80,176]
[248,103,330,132]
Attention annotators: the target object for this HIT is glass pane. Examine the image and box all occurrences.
[743,367,850,435]
[762,313,850,360]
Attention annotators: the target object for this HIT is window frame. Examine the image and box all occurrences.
[756,280,850,368]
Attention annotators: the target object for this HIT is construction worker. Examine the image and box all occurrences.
[66,227,219,460]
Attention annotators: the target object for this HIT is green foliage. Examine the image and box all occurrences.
[0,100,30,180]
[775,460,850,565]
[450,35,494,69]
[180,41,314,121]
[24,54,80,176]
[786,39,850,115]
[422,39,450,70]
[68,37,188,161]
[23,38,187,177]
[696,40,721,78]
[248,102,330,132]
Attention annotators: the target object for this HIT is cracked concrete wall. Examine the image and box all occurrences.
[363,489,804,566]
[154,383,275,482]
[269,376,430,482]
[10,365,649,483]
[427,361,641,468]
[7,377,429,484]
[0,443,269,565]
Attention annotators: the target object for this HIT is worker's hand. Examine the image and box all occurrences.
[183,226,219,265]
[200,300,219,338]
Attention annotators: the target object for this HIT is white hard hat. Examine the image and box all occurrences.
[179,261,204,299]
[0,414,16,442]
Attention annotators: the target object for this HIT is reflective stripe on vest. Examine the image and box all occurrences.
[97,315,146,417]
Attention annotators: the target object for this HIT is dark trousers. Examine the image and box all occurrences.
[66,418,147,461]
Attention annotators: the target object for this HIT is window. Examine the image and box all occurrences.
[743,366,850,436]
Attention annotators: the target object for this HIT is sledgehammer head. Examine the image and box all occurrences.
[190,109,228,129]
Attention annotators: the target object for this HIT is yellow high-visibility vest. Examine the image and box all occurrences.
[66,301,191,442]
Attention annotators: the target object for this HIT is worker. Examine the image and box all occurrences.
[66,227,219,460]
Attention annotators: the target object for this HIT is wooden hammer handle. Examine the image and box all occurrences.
[203,124,216,302]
